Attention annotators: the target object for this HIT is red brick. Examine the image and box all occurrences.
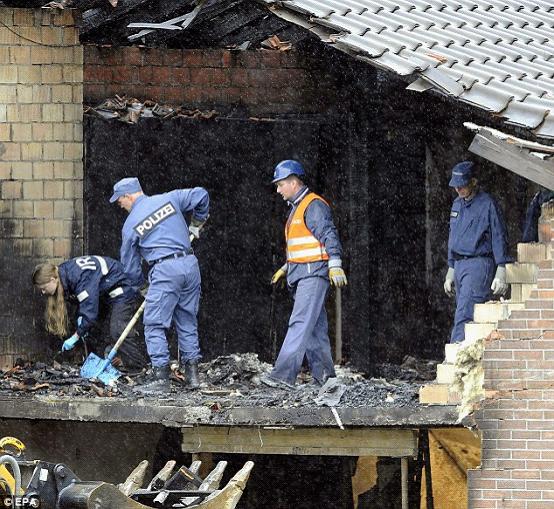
[512,470,541,479]
[190,68,213,85]
[143,48,163,66]
[538,260,554,270]
[83,44,101,64]
[221,51,234,67]
[538,269,554,279]
[211,68,230,86]
[512,329,542,339]
[138,66,154,85]
[526,299,554,309]
[162,50,183,67]
[111,65,134,83]
[143,86,164,101]
[259,49,283,68]
[182,86,204,103]
[84,65,112,83]
[151,66,172,85]
[235,51,261,67]
[230,68,248,87]
[528,502,554,509]
[97,46,122,65]
[538,279,554,289]
[125,46,143,66]
[511,310,541,319]
[171,67,190,85]
[162,87,184,104]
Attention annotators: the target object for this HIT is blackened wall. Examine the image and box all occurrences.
[85,115,342,362]
[84,40,533,371]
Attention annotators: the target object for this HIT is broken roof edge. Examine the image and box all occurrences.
[465,122,554,190]
[258,0,554,141]
[464,122,554,155]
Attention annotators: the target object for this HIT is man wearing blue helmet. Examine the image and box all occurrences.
[262,160,347,388]
[444,161,510,343]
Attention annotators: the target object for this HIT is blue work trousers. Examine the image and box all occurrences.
[451,257,495,343]
[144,255,201,367]
[271,276,336,385]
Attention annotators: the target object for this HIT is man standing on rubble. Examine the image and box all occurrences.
[444,161,511,343]
[262,160,347,389]
[110,177,209,393]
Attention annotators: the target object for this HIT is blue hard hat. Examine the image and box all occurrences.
[272,160,305,183]
[449,161,474,188]
[109,177,142,203]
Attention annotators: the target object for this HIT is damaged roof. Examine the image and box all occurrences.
[261,0,554,139]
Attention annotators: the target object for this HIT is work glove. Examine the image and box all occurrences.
[444,267,455,298]
[61,332,80,352]
[329,268,348,287]
[491,266,508,296]
[328,260,347,287]
[189,217,206,240]
[271,264,287,285]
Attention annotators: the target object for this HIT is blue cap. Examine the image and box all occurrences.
[449,161,474,188]
[109,177,142,203]
[272,160,305,183]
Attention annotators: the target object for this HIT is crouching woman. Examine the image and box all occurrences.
[32,255,148,369]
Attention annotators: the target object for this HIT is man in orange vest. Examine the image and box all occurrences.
[262,160,347,389]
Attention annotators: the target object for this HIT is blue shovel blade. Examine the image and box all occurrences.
[80,352,121,384]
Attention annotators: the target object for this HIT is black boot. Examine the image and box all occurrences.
[135,365,170,394]
[181,360,200,389]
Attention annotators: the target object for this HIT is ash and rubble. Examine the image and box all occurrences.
[0,353,438,409]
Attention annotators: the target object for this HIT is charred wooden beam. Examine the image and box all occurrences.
[80,0,154,34]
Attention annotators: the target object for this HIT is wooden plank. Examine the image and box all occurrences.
[181,426,418,457]
[468,133,554,190]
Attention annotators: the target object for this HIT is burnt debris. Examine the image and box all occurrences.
[0,353,435,409]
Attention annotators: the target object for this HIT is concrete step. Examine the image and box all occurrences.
[517,242,549,263]
[445,343,460,364]
[419,384,461,405]
[506,263,538,284]
[464,322,496,342]
[510,283,535,303]
[473,302,525,323]
[436,363,456,385]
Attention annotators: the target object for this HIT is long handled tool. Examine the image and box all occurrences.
[81,233,196,385]
[80,300,146,385]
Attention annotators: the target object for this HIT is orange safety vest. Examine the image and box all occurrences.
[286,192,330,264]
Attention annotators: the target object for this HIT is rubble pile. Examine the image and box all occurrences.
[368,355,439,382]
[0,353,423,409]
[85,95,218,123]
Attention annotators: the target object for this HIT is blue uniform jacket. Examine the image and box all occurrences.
[58,256,136,337]
[448,190,510,269]
[285,187,343,285]
[120,188,210,289]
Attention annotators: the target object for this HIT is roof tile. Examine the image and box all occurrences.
[268,0,554,138]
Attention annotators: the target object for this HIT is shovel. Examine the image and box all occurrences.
[80,233,197,384]
[80,300,145,385]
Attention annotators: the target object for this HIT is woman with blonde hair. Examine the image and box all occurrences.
[32,255,147,369]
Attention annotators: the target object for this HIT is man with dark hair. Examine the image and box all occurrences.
[444,161,510,343]
[262,160,347,388]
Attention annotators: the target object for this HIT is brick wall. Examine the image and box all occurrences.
[0,8,83,366]
[83,46,338,115]
[468,230,554,508]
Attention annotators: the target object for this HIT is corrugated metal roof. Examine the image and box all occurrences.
[261,0,554,139]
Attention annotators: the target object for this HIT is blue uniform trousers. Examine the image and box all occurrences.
[144,255,201,367]
[451,257,495,343]
[271,276,336,385]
